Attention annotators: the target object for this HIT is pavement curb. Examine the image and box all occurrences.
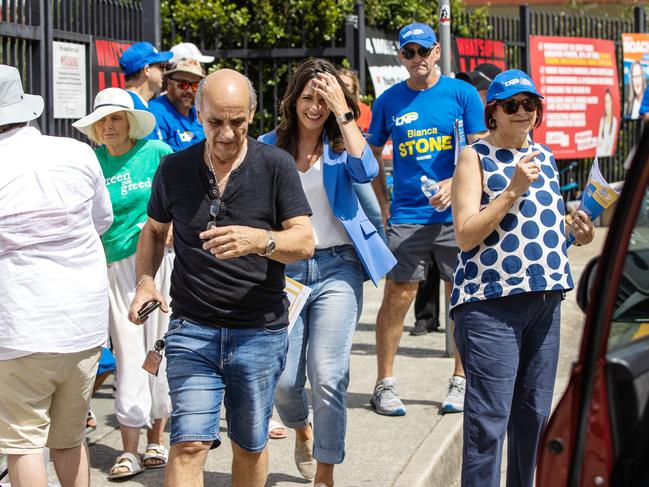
[392,413,463,487]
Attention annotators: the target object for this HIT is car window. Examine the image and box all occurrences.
[607,185,649,351]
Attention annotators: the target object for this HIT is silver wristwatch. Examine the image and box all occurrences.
[258,231,276,257]
[336,111,354,125]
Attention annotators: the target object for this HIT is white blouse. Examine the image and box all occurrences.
[299,157,352,249]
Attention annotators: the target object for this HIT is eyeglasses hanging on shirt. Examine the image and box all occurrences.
[207,197,224,230]
[203,140,248,230]
[205,145,226,230]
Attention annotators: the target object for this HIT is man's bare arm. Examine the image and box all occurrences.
[128,217,171,324]
[369,144,390,225]
[199,215,314,264]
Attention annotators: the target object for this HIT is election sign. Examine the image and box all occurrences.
[621,33,649,120]
[364,27,409,98]
[93,38,132,96]
[530,36,620,159]
[452,37,506,74]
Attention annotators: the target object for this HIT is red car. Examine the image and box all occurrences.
[537,125,649,486]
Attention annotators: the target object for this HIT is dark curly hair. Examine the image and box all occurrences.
[484,95,544,131]
[276,58,359,158]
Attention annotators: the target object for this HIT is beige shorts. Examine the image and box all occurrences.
[0,347,101,454]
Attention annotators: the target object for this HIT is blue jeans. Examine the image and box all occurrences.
[164,318,288,452]
[454,290,562,487]
[275,245,364,464]
[352,182,387,244]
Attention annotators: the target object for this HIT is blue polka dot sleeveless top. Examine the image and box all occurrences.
[450,140,574,311]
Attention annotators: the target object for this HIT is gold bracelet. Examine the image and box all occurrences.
[135,276,153,290]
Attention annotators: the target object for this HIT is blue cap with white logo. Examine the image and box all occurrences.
[486,69,543,103]
[119,42,173,76]
[399,23,437,50]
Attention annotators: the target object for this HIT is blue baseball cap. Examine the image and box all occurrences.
[486,69,543,103]
[119,42,173,76]
[399,23,437,50]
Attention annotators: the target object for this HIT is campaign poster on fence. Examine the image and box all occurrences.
[529,36,620,159]
[92,39,132,96]
[364,27,409,98]
[621,33,649,120]
[452,37,506,74]
[52,42,87,119]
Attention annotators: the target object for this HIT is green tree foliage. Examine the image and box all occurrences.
[364,0,489,38]
[160,0,489,134]
[162,0,489,49]
[161,0,355,49]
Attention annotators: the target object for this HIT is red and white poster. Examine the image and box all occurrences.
[452,38,507,74]
[530,36,620,159]
[93,39,132,96]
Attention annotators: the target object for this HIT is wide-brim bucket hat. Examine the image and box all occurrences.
[0,65,44,125]
[73,87,156,140]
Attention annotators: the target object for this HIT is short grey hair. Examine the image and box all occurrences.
[195,76,257,114]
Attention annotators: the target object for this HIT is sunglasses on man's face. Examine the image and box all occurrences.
[401,46,434,60]
[171,78,200,92]
[499,98,540,115]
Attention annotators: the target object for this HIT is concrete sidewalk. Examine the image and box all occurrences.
[26,231,606,487]
[81,282,459,487]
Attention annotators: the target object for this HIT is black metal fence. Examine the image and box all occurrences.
[0,0,156,138]
[3,1,645,189]
[460,5,647,188]
[165,2,646,189]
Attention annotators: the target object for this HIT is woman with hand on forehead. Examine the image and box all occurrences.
[259,58,395,487]
[449,70,595,487]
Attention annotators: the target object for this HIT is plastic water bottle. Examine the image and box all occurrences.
[420,175,444,212]
[420,175,438,198]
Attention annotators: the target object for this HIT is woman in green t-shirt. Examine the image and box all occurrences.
[74,88,173,480]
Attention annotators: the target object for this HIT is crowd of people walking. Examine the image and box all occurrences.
[0,18,601,487]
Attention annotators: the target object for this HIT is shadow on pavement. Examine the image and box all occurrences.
[346,390,443,411]
[351,342,448,358]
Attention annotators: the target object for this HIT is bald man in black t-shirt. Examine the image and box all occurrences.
[129,69,313,487]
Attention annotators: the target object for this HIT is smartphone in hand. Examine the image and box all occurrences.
[137,300,161,321]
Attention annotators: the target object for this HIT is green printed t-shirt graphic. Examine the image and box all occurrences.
[96,139,173,263]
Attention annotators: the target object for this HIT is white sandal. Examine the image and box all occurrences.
[107,452,144,479]
[143,443,169,469]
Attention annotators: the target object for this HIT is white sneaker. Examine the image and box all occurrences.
[441,376,465,413]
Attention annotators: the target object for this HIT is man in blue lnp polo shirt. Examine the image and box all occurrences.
[149,58,205,151]
[367,22,487,417]
[119,42,173,140]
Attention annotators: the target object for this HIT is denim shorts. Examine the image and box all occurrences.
[164,317,288,452]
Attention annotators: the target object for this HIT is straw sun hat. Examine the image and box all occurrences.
[73,88,156,142]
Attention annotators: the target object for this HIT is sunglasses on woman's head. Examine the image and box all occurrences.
[498,98,540,115]
[401,46,434,60]
[171,78,200,92]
